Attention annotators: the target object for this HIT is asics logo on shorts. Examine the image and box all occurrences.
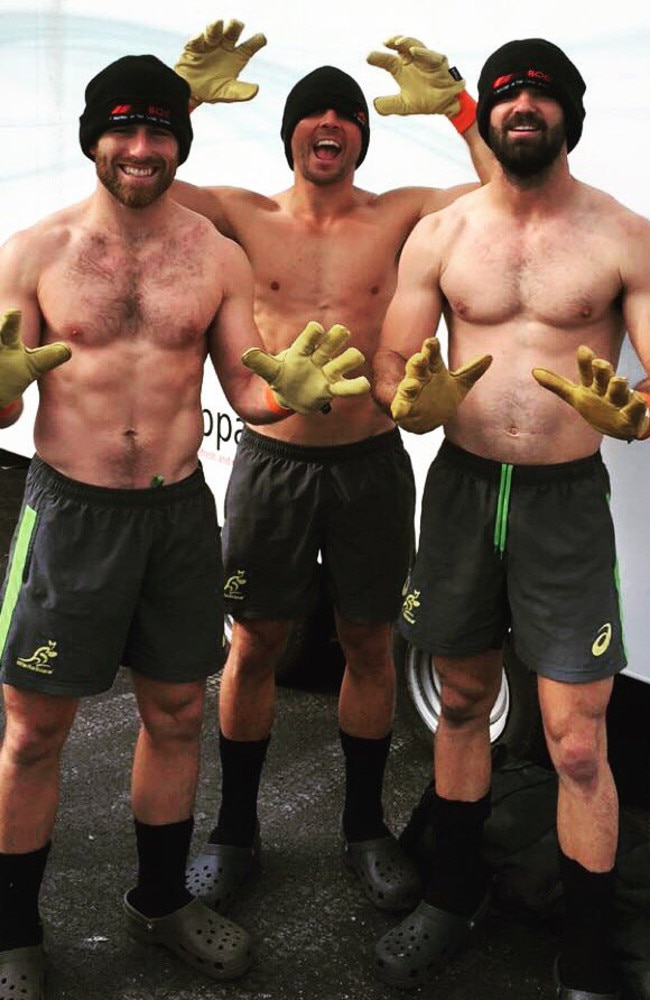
[402,590,421,625]
[16,639,58,675]
[224,569,247,601]
[591,623,612,657]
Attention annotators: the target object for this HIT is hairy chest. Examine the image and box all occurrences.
[442,224,623,329]
[39,232,219,348]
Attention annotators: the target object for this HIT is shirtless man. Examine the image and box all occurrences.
[372,37,650,1000]
[0,54,367,998]
[170,20,494,920]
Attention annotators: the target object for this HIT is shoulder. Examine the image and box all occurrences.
[0,201,85,272]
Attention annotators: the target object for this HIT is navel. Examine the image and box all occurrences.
[270,280,280,291]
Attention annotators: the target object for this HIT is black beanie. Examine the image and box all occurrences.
[477,39,586,153]
[79,55,193,164]
[280,66,370,169]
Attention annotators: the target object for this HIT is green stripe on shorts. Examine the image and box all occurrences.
[0,505,37,659]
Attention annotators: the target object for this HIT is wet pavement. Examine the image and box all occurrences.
[0,452,647,1000]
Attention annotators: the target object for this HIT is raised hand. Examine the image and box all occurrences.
[174,18,267,106]
[391,336,492,434]
[533,345,650,441]
[0,309,71,408]
[367,36,466,117]
[242,322,370,415]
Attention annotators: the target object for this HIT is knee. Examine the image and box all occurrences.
[439,675,499,728]
[2,716,69,769]
[140,690,205,747]
[545,726,602,788]
[337,621,392,674]
[229,620,293,677]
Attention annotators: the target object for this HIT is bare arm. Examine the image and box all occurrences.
[372,216,445,413]
[206,240,282,425]
[620,212,650,376]
[0,232,50,427]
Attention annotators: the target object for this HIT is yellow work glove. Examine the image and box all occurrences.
[242,322,370,415]
[0,309,71,409]
[532,345,650,441]
[391,336,492,434]
[174,18,267,107]
[367,36,467,118]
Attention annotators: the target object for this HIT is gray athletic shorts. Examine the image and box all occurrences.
[400,439,626,683]
[222,427,416,623]
[0,456,225,696]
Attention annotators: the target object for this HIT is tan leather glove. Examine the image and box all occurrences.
[242,322,370,415]
[0,309,71,409]
[391,336,492,434]
[174,19,267,107]
[532,345,650,441]
[367,36,466,117]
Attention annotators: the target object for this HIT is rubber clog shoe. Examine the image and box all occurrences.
[343,833,422,912]
[554,955,620,1000]
[0,944,46,1000]
[185,826,261,914]
[123,894,252,982]
[375,894,489,989]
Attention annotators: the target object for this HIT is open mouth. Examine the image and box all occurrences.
[313,138,341,161]
[120,164,157,177]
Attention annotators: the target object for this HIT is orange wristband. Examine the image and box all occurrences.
[635,387,650,440]
[264,384,294,416]
[0,398,21,420]
[449,90,477,135]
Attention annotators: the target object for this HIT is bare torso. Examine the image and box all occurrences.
[417,180,642,464]
[1,194,243,487]
[174,179,471,446]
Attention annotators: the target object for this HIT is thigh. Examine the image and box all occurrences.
[129,481,225,683]
[400,452,507,656]
[326,437,415,623]
[222,443,322,619]
[509,468,626,683]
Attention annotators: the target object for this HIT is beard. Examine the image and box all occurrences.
[95,152,176,208]
[489,114,567,180]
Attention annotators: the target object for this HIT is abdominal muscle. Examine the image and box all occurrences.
[33,348,205,488]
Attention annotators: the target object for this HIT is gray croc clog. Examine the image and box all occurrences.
[343,834,422,912]
[123,894,252,982]
[185,827,261,913]
[374,894,489,988]
[0,944,46,1000]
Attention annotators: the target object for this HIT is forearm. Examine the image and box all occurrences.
[461,121,496,184]
[372,349,407,416]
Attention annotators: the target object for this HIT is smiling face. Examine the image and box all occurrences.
[92,124,179,207]
[290,108,362,185]
[488,85,567,178]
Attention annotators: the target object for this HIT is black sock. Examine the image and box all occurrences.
[0,843,50,950]
[559,852,618,993]
[210,731,269,847]
[127,817,194,918]
[424,791,491,917]
[340,729,391,842]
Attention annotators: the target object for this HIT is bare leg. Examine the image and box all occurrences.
[434,649,504,801]
[130,674,206,824]
[336,615,395,739]
[538,675,617,871]
[219,619,292,741]
[0,685,78,852]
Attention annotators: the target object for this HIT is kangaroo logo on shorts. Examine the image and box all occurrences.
[224,569,247,601]
[591,622,612,657]
[402,589,421,626]
[16,639,58,675]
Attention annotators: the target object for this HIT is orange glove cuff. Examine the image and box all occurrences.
[449,90,477,134]
[0,398,20,420]
[264,384,294,416]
